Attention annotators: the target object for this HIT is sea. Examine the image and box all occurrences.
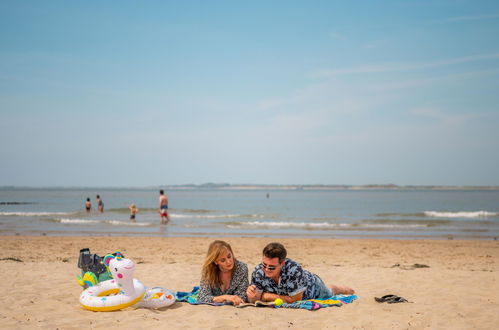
[1,187,498,240]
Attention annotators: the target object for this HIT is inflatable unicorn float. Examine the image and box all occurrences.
[78,251,175,311]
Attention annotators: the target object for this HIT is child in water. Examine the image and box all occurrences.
[128,204,139,222]
[85,198,92,212]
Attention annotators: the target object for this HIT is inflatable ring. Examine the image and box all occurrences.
[79,252,145,312]
[80,278,145,312]
[136,287,176,309]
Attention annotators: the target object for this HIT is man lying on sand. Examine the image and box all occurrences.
[246,242,354,304]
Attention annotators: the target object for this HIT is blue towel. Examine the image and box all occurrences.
[176,286,358,310]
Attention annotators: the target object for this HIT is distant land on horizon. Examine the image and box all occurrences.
[1,183,499,190]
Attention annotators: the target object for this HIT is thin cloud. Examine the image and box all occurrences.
[439,14,499,22]
[410,107,477,126]
[329,32,346,40]
[312,53,499,78]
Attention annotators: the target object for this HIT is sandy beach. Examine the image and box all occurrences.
[0,236,498,329]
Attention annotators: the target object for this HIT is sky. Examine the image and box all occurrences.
[1,1,499,187]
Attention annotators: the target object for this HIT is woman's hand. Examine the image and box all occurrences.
[227,295,244,305]
[213,295,244,305]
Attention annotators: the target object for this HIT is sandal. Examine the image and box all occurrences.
[375,294,409,303]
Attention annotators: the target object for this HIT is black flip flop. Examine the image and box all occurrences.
[375,294,408,303]
[386,296,408,303]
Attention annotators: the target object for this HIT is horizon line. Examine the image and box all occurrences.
[1,183,499,190]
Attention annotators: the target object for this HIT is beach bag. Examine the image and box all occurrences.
[77,248,124,284]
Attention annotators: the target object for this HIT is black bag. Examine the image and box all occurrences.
[77,248,124,281]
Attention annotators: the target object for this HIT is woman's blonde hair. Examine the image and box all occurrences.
[201,240,235,288]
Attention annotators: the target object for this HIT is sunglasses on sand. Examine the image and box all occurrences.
[261,262,278,271]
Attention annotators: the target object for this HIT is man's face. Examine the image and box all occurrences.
[261,256,284,278]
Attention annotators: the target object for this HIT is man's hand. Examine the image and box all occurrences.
[246,284,262,302]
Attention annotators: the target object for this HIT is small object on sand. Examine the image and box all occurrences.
[0,257,23,262]
[274,298,284,306]
[413,263,430,268]
[375,294,409,303]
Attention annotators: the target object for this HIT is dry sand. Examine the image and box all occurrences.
[0,236,498,329]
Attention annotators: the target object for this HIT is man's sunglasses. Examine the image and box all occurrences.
[261,262,278,271]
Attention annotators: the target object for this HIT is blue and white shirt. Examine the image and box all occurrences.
[251,258,330,300]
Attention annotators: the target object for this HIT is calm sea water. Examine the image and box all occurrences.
[1,187,498,239]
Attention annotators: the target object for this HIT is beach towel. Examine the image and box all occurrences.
[176,286,358,310]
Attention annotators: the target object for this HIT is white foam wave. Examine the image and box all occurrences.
[60,218,101,224]
[227,221,339,229]
[59,219,151,226]
[0,212,73,216]
[227,221,427,229]
[424,211,497,218]
[107,220,150,226]
[172,213,264,219]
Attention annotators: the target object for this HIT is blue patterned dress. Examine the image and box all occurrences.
[198,259,249,303]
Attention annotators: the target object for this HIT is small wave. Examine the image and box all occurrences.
[173,213,264,219]
[107,220,151,227]
[226,221,427,230]
[0,202,37,205]
[60,218,101,224]
[227,221,343,229]
[366,219,451,226]
[0,211,74,216]
[376,212,426,217]
[176,208,215,214]
[424,211,498,218]
[59,218,152,226]
[106,207,160,213]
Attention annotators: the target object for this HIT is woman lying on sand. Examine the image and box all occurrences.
[198,240,249,305]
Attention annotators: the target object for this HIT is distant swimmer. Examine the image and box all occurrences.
[128,204,139,222]
[159,189,170,225]
[96,195,104,213]
[85,198,92,212]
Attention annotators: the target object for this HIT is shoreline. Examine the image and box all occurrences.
[1,236,498,329]
[2,231,498,241]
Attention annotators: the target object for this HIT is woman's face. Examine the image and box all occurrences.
[215,249,234,272]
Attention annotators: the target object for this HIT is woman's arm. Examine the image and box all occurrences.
[232,261,249,302]
[197,280,215,303]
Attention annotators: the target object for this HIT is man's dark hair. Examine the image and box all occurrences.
[263,242,287,262]
[160,189,164,194]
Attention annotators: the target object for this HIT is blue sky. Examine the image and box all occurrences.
[1,1,498,186]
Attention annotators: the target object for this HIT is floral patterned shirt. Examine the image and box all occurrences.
[250,258,325,300]
[198,259,249,303]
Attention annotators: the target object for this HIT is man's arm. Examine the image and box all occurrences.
[261,291,304,303]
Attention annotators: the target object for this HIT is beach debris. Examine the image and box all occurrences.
[391,263,430,270]
[0,257,23,262]
[413,263,430,268]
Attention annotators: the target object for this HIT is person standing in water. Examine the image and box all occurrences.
[159,189,170,225]
[85,198,92,212]
[96,195,104,212]
[128,204,139,222]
